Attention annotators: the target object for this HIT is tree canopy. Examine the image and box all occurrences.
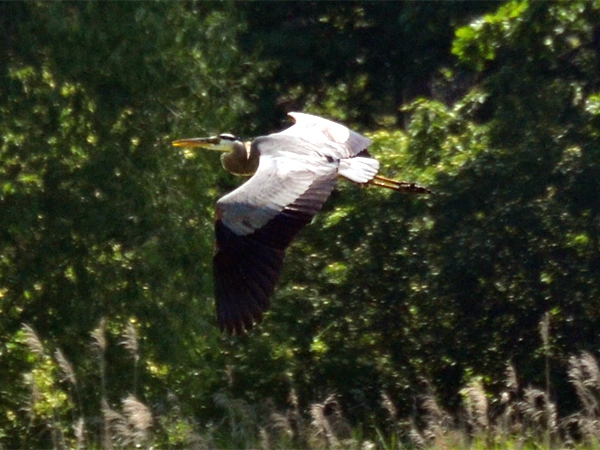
[1,1,600,448]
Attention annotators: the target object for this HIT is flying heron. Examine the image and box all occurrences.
[173,112,430,335]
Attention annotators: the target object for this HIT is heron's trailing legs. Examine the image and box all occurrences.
[368,175,432,194]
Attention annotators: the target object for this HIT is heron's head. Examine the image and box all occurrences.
[172,133,244,152]
[173,133,256,175]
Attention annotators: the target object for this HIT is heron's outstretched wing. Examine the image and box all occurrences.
[277,112,372,159]
[278,112,380,184]
[214,136,339,334]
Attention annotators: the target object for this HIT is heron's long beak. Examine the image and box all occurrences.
[172,137,234,152]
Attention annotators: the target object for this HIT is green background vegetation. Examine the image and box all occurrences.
[2,1,600,448]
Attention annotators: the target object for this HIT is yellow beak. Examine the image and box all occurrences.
[172,136,234,152]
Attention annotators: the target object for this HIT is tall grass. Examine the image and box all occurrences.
[120,322,140,396]
[14,321,600,449]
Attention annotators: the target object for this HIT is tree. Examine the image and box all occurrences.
[4,1,600,446]
[221,0,600,421]
[238,1,495,128]
[421,0,600,406]
[0,2,265,446]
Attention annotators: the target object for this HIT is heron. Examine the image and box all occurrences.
[173,112,430,335]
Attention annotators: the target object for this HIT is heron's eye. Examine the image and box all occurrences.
[219,133,241,141]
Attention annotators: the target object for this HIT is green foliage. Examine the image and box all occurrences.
[238,1,496,127]
[214,0,600,428]
[452,1,530,70]
[0,2,267,447]
[425,1,600,398]
[3,0,600,448]
[13,323,600,449]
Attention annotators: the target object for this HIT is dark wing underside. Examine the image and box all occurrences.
[214,138,340,334]
[214,208,313,335]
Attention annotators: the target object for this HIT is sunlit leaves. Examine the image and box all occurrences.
[3,1,600,445]
[452,1,530,70]
[427,0,600,402]
[0,3,268,445]
[585,93,600,116]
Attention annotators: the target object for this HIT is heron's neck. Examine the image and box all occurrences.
[220,141,259,176]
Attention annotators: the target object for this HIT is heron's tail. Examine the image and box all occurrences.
[369,175,432,194]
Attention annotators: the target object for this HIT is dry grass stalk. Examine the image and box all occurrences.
[521,387,544,425]
[21,323,45,358]
[93,317,109,448]
[565,351,600,443]
[579,418,600,443]
[121,322,140,395]
[496,362,520,439]
[381,391,398,423]
[54,349,76,386]
[539,312,551,399]
[406,419,428,449]
[309,399,338,448]
[421,392,454,449]
[520,386,557,441]
[580,352,600,389]
[562,413,600,445]
[539,312,550,349]
[309,394,353,448]
[259,427,271,450]
[422,393,452,430]
[504,361,519,395]
[102,396,152,448]
[269,411,294,440]
[288,388,299,409]
[288,387,305,439]
[122,394,153,444]
[361,440,376,450]
[74,416,85,449]
[22,372,40,420]
[568,352,600,417]
[91,317,107,354]
[265,387,305,447]
[461,378,489,435]
[404,392,455,449]
[120,322,139,363]
[102,399,129,446]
